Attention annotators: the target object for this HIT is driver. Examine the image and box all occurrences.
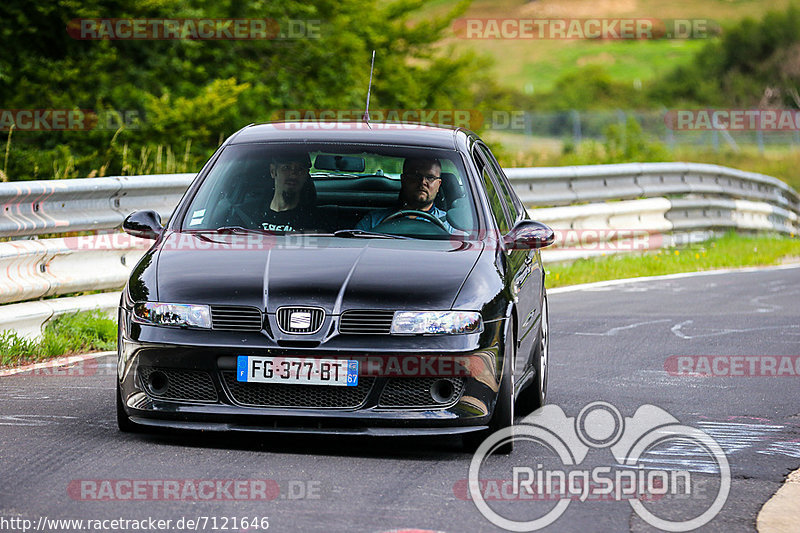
[355,157,457,233]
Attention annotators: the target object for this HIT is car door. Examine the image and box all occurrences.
[472,143,536,380]
[476,143,542,378]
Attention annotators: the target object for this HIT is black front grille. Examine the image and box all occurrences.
[221,372,374,408]
[138,367,218,403]
[211,305,263,331]
[276,307,325,334]
[378,377,465,408]
[339,310,394,334]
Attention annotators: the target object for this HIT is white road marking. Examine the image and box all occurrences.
[748,284,800,313]
[757,442,800,459]
[671,320,800,340]
[0,414,78,426]
[574,318,672,336]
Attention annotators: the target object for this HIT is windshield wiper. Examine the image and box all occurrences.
[333,229,408,239]
[212,225,266,234]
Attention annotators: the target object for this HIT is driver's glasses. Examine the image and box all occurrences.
[404,171,441,183]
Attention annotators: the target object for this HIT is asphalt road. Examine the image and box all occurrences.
[1,265,799,533]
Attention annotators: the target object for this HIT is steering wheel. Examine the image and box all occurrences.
[378,209,449,232]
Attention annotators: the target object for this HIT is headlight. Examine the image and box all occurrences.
[391,311,482,335]
[132,302,212,329]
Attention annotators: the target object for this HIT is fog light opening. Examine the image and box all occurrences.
[147,370,169,395]
[430,379,455,404]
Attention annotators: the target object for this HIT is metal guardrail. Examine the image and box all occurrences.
[0,292,121,339]
[506,162,800,213]
[0,235,146,304]
[0,173,194,237]
[0,163,797,338]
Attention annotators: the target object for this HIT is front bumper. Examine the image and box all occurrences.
[118,313,506,435]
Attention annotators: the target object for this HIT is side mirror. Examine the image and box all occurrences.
[123,210,164,240]
[504,220,555,250]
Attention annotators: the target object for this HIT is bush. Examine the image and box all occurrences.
[0,0,515,180]
[0,310,117,367]
[649,5,800,106]
[555,116,671,165]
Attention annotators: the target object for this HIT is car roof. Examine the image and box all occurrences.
[229,122,473,150]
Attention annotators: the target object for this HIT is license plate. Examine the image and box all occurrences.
[236,356,358,386]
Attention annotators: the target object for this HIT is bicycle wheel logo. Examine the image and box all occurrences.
[469,402,730,531]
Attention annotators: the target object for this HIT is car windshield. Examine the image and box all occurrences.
[181,143,479,239]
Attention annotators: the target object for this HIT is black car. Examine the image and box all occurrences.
[117,122,554,450]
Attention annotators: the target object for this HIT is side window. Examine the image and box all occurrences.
[473,146,510,233]
[478,144,520,224]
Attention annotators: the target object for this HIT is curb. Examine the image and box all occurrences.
[757,468,800,533]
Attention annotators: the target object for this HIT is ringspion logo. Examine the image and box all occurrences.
[469,402,730,531]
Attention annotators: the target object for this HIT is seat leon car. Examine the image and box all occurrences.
[117,121,554,450]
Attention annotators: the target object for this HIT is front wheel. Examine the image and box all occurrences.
[116,386,143,433]
[464,319,515,453]
[518,290,549,414]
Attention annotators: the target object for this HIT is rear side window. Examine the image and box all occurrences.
[477,144,519,224]
[473,146,509,233]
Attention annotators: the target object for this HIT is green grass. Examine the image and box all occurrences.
[424,0,795,93]
[493,36,706,93]
[545,232,800,288]
[0,310,116,367]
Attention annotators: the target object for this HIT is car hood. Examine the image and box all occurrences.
[155,233,484,313]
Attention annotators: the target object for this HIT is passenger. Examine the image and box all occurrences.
[260,151,318,232]
[355,157,457,233]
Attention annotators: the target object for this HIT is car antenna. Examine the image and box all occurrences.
[362,50,375,129]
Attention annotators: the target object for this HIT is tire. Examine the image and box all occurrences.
[115,318,138,433]
[464,319,515,454]
[116,385,143,433]
[518,290,549,414]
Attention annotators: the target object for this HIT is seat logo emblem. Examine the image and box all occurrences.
[289,311,312,329]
